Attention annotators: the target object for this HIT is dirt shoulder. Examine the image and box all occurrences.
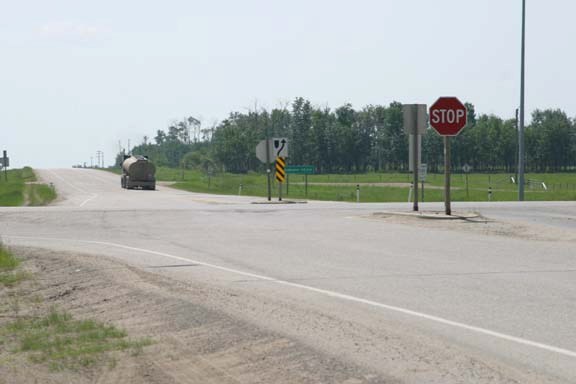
[1,245,560,384]
[0,247,385,384]
[369,212,576,242]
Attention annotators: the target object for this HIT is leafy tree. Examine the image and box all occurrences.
[120,98,575,175]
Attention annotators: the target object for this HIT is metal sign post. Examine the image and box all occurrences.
[463,164,471,200]
[419,163,428,202]
[256,137,288,202]
[285,165,314,199]
[412,134,419,211]
[275,157,286,201]
[444,137,451,215]
[278,180,283,201]
[466,172,469,200]
[266,127,272,201]
[403,104,427,212]
[429,97,467,216]
[3,151,7,182]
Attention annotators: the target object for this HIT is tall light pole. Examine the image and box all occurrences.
[518,0,526,201]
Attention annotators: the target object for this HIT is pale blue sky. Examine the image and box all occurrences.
[1,0,574,168]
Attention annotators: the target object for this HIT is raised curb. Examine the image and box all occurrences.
[373,211,482,220]
[251,200,308,205]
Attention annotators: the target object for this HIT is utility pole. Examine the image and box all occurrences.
[96,151,102,168]
[518,0,526,201]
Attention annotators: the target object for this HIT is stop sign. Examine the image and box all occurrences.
[429,97,468,136]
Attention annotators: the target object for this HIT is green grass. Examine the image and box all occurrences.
[102,166,576,202]
[1,308,152,370]
[0,245,20,270]
[0,167,56,206]
[169,169,576,202]
[0,245,152,370]
[0,244,28,287]
[25,184,57,206]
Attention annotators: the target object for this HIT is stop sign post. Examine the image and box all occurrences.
[429,97,468,215]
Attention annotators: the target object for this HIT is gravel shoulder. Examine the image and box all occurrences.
[1,246,566,384]
[0,247,387,384]
[369,211,576,242]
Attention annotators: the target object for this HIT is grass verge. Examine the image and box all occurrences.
[169,170,576,202]
[102,166,576,202]
[0,244,27,287]
[25,183,57,206]
[0,167,56,206]
[1,309,152,371]
[0,247,153,372]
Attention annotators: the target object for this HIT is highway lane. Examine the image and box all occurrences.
[2,168,576,383]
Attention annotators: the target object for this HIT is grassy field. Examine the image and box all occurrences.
[163,168,576,202]
[103,166,576,202]
[0,167,56,206]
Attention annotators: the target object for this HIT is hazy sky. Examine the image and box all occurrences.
[2,0,575,168]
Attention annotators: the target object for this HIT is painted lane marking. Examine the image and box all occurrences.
[44,170,98,207]
[79,194,98,207]
[45,170,90,194]
[6,234,576,360]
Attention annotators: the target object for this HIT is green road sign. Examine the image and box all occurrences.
[285,165,315,175]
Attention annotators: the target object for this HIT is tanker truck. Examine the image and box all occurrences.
[121,155,156,190]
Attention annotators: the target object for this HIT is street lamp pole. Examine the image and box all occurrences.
[518,0,526,201]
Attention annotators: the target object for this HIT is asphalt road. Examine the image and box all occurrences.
[2,168,575,383]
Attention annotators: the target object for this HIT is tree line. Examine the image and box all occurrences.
[119,97,576,174]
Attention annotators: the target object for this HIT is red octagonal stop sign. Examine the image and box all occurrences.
[429,97,467,136]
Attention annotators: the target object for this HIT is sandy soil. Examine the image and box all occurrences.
[370,212,576,242]
[1,237,564,383]
[0,248,386,384]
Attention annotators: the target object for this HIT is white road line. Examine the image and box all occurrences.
[79,194,98,207]
[6,234,576,360]
[45,170,90,194]
[44,170,98,207]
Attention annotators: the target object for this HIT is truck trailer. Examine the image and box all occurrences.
[121,155,156,190]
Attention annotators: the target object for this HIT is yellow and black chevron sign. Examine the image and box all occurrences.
[275,157,286,183]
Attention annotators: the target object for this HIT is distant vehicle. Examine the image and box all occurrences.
[121,155,156,190]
